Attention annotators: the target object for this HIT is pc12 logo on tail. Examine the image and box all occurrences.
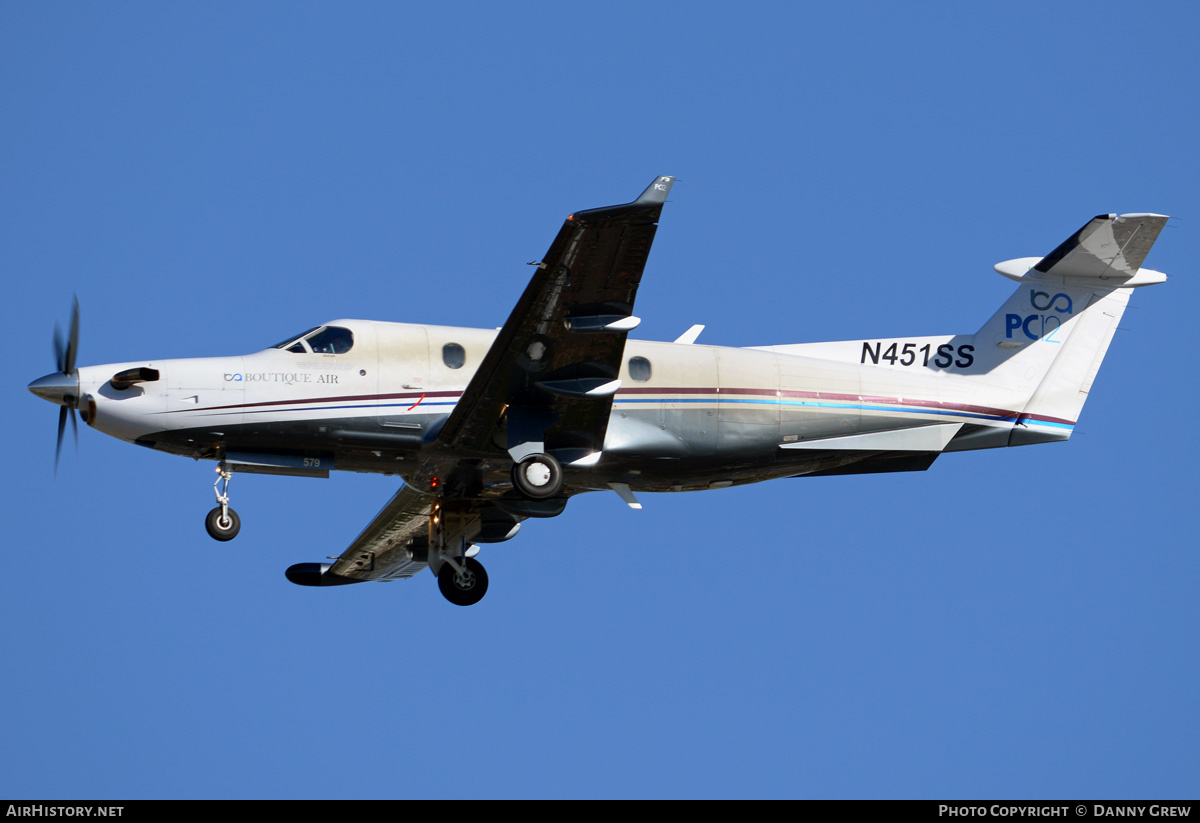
[1007,290,1073,342]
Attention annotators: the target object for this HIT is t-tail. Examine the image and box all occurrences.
[972,213,1168,444]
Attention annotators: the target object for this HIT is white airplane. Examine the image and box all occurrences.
[29,177,1169,606]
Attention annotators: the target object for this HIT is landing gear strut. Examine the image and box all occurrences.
[205,465,241,541]
[430,503,489,605]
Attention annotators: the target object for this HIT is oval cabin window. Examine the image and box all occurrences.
[628,356,652,382]
[443,342,466,369]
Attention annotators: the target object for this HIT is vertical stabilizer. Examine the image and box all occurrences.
[1007,286,1131,445]
[981,213,1168,445]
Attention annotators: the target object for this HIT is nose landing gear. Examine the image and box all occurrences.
[205,465,241,541]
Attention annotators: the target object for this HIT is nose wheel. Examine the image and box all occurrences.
[205,506,241,541]
[206,464,241,541]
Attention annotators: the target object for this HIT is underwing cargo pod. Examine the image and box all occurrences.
[28,177,1169,605]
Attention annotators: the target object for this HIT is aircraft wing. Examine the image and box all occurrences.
[321,483,438,581]
[292,178,675,587]
[316,484,522,583]
[437,176,675,462]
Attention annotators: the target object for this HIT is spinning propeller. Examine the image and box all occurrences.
[28,297,82,471]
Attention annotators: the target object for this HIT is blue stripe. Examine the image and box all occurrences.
[1020,418,1075,430]
[190,395,1075,432]
[274,402,458,414]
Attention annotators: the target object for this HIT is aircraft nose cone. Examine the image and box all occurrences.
[28,371,79,406]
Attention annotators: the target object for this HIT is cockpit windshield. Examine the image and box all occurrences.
[272,326,354,354]
[272,328,320,350]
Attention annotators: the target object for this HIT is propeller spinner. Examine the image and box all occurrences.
[28,297,82,471]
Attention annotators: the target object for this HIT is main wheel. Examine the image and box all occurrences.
[512,453,563,499]
[205,506,241,541]
[437,557,489,606]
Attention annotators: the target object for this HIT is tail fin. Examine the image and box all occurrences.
[976,213,1168,444]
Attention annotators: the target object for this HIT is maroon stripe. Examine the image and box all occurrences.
[180,389,464,414]
[618,386,716,395]
[1017,412,1077,426]
[857,393,1016,420]
[157,383,1077,428]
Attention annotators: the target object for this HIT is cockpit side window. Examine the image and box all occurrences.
[305,326,354,354]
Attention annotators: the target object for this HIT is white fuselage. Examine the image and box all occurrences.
[75,316,1067,492]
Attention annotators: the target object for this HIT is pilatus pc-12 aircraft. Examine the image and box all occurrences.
[29,177,1169,605]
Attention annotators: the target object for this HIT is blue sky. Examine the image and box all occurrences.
[3,2,1197,799]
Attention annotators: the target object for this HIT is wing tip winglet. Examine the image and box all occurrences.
[635,175,675,205]
[568,175,676,223]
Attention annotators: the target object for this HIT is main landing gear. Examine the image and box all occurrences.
[430,500,488,606]
[437,556,489,607]
[512,452,563,499]
[205,465,241,541]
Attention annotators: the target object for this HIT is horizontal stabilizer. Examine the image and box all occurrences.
[995,213,1169,286]
[780,422,962,452]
